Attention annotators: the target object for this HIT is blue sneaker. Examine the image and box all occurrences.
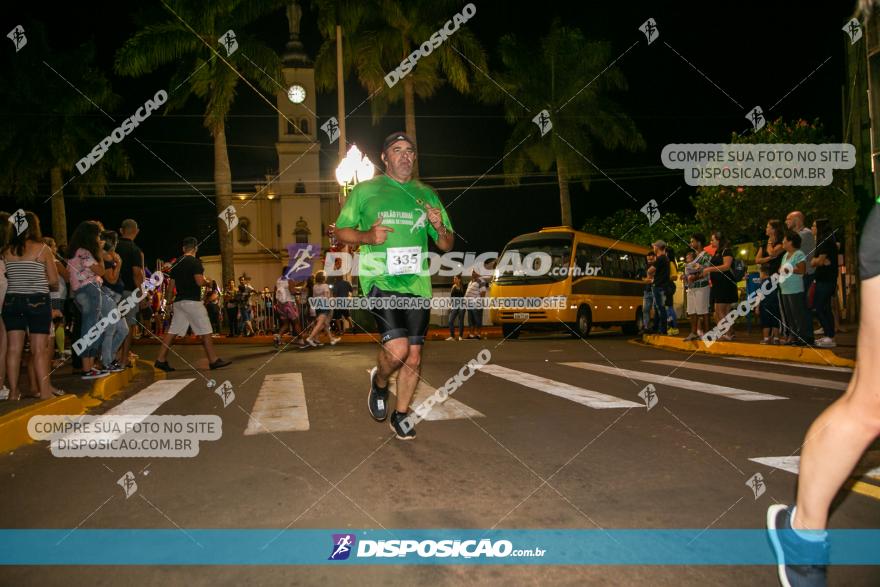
[766,504,829,587]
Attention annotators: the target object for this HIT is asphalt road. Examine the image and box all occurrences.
[1,332,877,586]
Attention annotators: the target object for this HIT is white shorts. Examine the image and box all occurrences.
[686,286,710,316]
[168,300,213,336]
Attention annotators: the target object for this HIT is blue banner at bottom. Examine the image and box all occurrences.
[0,529,878,565]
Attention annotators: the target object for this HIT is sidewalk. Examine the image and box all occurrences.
[639,322,856,368]
[0,360,163,453]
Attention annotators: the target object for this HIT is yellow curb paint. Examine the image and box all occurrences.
[1,359,165,454]
[846,480,880,501]
[639,334,855,369]
[90,368,132,401]
[0,395,86,453]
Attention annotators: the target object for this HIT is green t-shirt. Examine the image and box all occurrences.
[335,174,453,297]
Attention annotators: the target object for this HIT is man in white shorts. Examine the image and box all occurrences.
[683,233,711,341]
[154,237,231,371]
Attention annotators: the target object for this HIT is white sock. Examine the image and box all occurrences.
[790,506,828,542]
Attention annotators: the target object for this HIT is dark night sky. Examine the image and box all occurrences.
[2,1,858,266]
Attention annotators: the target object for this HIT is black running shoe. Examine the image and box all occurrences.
[209,358,231,370]
[367,367,389,421]
[154,360,175,372]
[389,410,416,440]
[766,504,829,587]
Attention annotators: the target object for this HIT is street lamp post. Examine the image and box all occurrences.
[333,145,375,281]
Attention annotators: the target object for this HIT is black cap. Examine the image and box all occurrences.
[382,132,416,152]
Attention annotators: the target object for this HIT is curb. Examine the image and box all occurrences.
[0,359,163,454]
[638,334,855,368]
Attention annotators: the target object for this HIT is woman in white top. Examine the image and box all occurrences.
[1,211,61,400]
[305,271,339,347]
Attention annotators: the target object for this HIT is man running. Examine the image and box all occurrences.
[333,132,454,440]
[766,204,880,586]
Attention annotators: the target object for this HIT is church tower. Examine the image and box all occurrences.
[275,0,331,253]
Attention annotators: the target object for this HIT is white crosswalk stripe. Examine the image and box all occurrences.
[643,360,848,391]
[560,362,787,401]
[724,356,853,373]
[476,364,642,409]
[244,373,309,435]
[105,378,196,417]
[51,378,195,448]
[750,452,880,480]
[368,370,485,421]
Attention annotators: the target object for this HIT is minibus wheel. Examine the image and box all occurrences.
[575,306,592,338]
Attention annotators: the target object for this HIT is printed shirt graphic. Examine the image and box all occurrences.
[68,248,102,291]
[687,251,712,288]
[780,249,806,295]
[335,174,453,297]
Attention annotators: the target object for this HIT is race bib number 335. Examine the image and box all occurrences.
[387,246,422,275]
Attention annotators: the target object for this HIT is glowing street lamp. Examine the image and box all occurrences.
[335,144,375,203]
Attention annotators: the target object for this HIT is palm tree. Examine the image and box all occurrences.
[115,0,284,284]
[0,24,131,246]
[485,21,645,227]
[316,0,487,177]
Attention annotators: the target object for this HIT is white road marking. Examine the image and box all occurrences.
[104,378,196,417]
[750,452,880,480]
[644,360,848,391]
[476,364,641,409]
[724,356,853,373]
[560,362,787,401]
[52,378,195,447]
[367,370,484,420]
[244,373,309,435]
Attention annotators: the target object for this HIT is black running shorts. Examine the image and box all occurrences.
[367,285,430,345]
[861,204,880,281]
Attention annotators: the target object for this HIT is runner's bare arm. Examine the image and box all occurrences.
[425,204,454,252]
[335,217,394,246]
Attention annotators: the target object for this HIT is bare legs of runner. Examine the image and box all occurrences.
[793,275,880,531]
[373,338,421,413]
